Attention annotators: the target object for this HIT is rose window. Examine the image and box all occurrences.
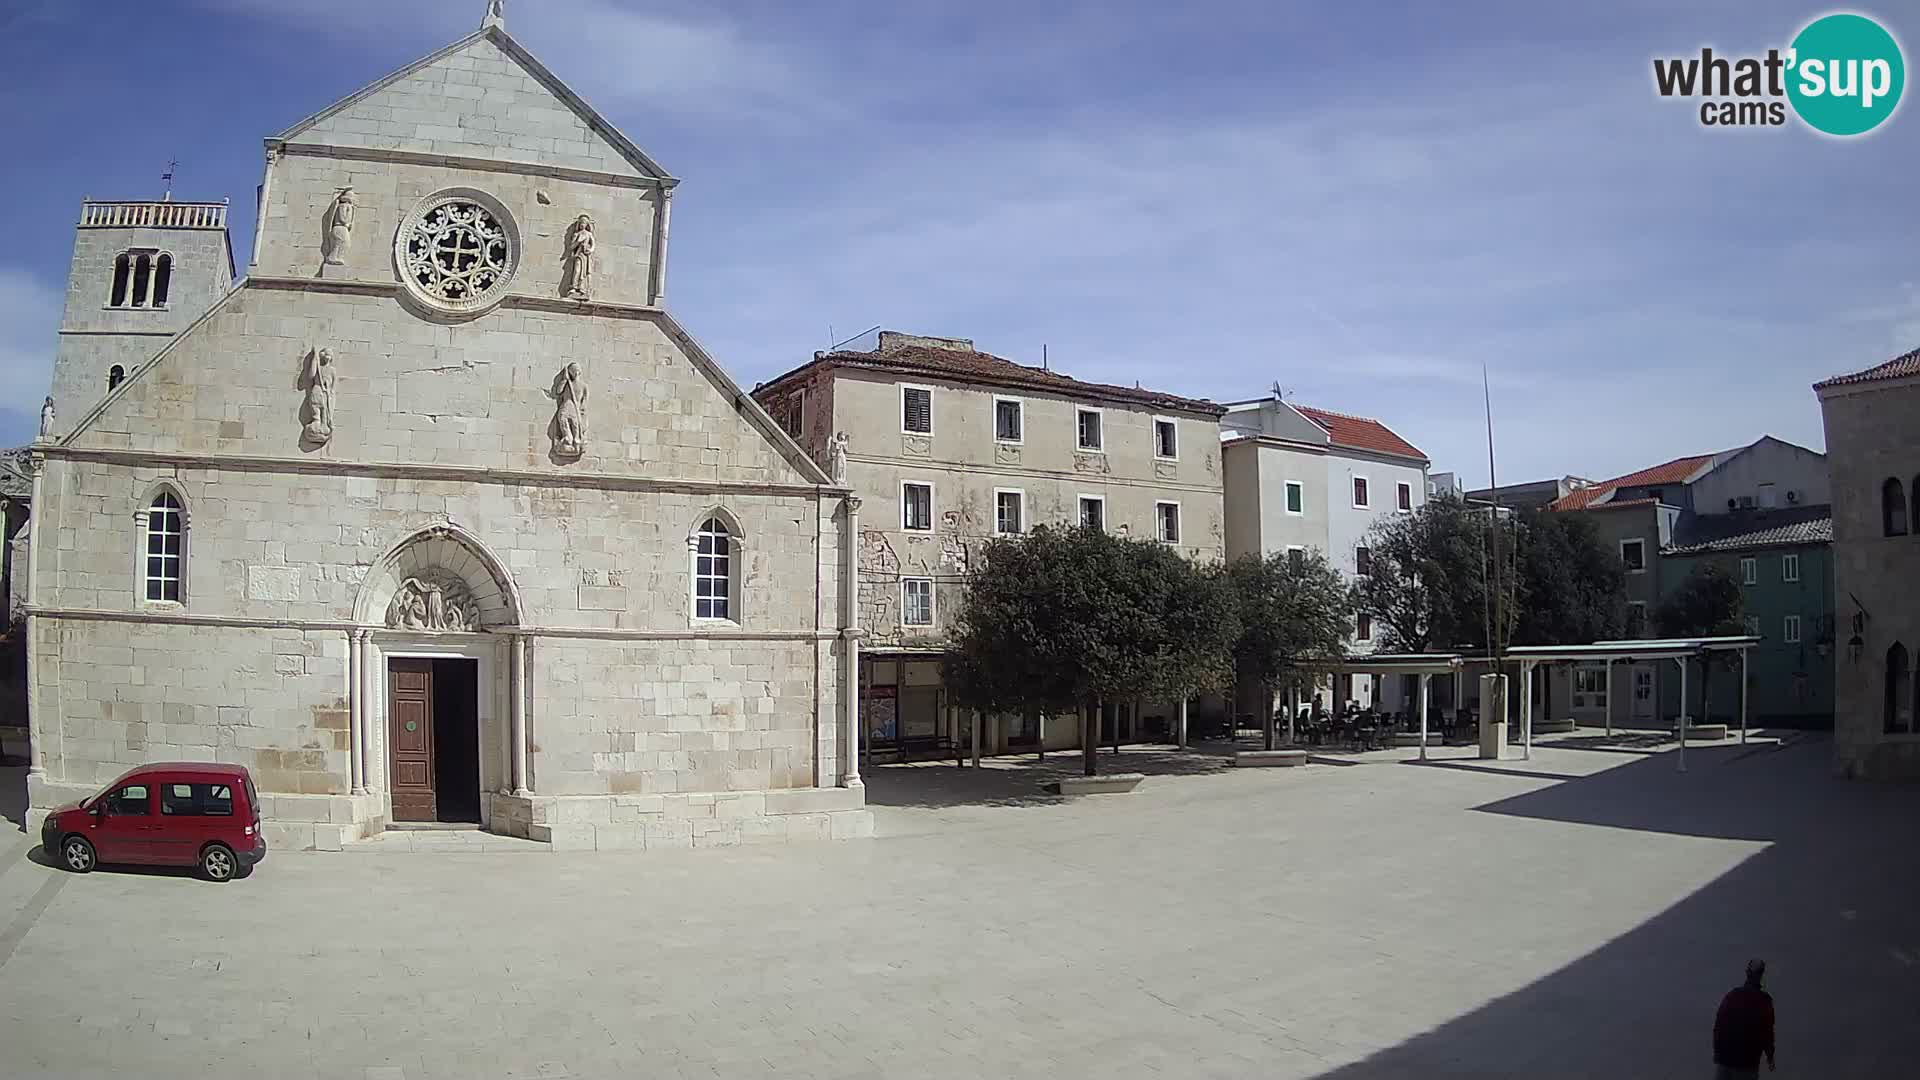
[394,190,520,314]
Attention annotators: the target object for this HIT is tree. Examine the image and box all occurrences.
[1228,550,1354,749]
[946,526,1237,774]
[1512,510,1628,645]
[1653,560,1745,724]
[1352,495,1492,653]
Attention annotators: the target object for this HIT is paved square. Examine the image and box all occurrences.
[3,735,1916,1078]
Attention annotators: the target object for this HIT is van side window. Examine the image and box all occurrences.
[105,785,150,816]
[161,783,234,816]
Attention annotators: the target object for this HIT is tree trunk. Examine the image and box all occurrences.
[1262,680,1276,751]
[1029,708,1043,761]
[1701,660,1713,726]
[1084,700,1099,777]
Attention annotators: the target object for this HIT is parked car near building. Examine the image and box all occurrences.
[40,762,266,881]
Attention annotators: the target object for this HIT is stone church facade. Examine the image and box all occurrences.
[22,9,869,850]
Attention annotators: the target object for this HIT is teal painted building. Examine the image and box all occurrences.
[1659,506,1835,727]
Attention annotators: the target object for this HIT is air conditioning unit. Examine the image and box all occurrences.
[1737,495,1755,508]
[1727,498,1738,510]
[1787,489,1800,503]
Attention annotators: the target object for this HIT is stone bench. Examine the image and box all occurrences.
[1676,724,1730,741]
[1533,719,1578,735]
[1234,750,1309,767]
[1050,773,1145,795]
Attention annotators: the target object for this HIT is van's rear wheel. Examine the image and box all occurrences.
[199,843,237,882]
[60,836,96,873]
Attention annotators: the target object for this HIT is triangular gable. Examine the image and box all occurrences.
[273,27,674,182]
[58,283,249,449]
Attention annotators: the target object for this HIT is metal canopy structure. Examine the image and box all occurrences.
[1471,636,1762,770]
[1297,652,1466,760]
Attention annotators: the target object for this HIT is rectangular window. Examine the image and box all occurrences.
[104,784,150,817]
[1783,614,1802,643]
[782,390,805,438]
[1287,546,1305,573]
[1743,615,1761,637]
[1285,481,1304,515]
[1352,476,1369,508]
[1397,482,1413,512]
[994,398,1023,443]
[146,498,184,602]
[1355,545,1372,577]
[1356,612,1373,642]
[901,578,934,627]
[1620,539,1646,573]
[995,489,1025,536]
[1076,408,1104,452]
[1781,553,1800,583]
[901,385,933,435]
[1573,665,1608,709]
[1078,496,1105,532]
[901,482,933,531]
[1153,417,1178,459]
[1741,557,1757,585]
[161,782,234,817]
[1627,601,1648,637]
[1155,501,1181,543]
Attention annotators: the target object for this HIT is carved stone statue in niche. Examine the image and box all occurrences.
[38,396,54,438]
[551,362,588,458]
[564,214,595,299]
[386,572,483,632]
[323,187,356,267]
[300,348,336,445]
[827,431,850,484]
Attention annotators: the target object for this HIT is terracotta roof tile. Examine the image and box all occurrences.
[1548,453,1718,511]
[1815,346,1920,389]
[1291,405,1427,462]
[759,343,1226,416]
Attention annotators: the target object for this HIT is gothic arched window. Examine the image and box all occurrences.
[109,254,131,307]
[1884,477,1909,537]
[691,515,741,623]
[152,254,173,306]
[1888,642,1912,734]
[142,490,186,603]
[108,365,126,390]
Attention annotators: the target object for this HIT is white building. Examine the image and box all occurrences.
[1221,396,1430,710]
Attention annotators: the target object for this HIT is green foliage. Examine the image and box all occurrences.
[1228,548,1355,691]
[1653,561,1745,638]
[944,526,1238,715]
[1350,495,1496,652]
[1512,509,1628,645]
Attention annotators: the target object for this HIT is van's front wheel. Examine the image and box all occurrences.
[199,843,237,882]
[59,836,96,873]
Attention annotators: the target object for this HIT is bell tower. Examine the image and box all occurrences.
[47,197,235,435]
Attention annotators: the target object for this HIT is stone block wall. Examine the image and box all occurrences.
[1819,377,1920,779]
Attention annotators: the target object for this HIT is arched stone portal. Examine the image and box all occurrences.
[348,524,528,829]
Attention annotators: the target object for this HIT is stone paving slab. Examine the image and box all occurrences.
[2,738,1915,1078]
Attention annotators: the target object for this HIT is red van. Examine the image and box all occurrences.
[40,763,267,882]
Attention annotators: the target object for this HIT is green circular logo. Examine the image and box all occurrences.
[1787,13,1905,136]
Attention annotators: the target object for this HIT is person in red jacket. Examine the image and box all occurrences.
[1712,958,1776,1076]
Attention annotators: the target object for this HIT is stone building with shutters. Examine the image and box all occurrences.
[752,331,1228,758]
[21,5,869,849]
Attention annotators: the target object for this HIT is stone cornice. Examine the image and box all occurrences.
[42,445,835,499]
[272,140,677,191]
[29,606,838,642]
[245,275,667,320]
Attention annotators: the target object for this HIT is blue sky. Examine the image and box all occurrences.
[3,0,1916,484]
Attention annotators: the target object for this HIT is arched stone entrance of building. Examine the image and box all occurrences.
[350,524,527,829]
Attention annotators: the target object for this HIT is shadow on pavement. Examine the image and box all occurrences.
[864,744,1238,810]
[0,765,25,834]
[1311,735,1920,1078]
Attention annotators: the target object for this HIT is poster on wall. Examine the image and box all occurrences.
[865,685,898,742]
